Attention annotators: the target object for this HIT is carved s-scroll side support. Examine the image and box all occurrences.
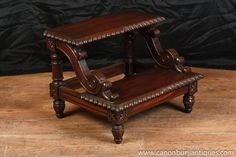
[123,32,135,76]
[46,38,65,118]
[56,41,119,101]
[138,27,190,73]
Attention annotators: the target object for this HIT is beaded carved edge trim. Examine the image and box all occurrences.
[80,74,203,112]
[43,17,165,46]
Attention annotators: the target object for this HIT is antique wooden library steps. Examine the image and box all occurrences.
[44,10,203,144]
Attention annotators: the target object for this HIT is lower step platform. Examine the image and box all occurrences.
[60,63,203,115]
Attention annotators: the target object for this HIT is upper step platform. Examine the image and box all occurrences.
[43,10,165,46]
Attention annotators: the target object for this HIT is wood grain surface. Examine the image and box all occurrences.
[0,68,235,157]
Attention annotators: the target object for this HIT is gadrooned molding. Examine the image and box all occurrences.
[43,17,165,46]
[80,74,203,112]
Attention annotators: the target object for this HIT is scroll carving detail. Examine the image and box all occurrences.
[138,27,190,73]
[56,42,119,100]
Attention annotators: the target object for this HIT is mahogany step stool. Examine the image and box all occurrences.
[44,10,203,144]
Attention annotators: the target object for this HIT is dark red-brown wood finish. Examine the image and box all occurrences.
[44,10,203,144]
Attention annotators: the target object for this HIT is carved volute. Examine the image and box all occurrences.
[138,27,191,73]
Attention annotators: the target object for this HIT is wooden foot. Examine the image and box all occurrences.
[183,94,195,113]
[112,124,124,144]
[108,110,128,144]
[53,99,65,118]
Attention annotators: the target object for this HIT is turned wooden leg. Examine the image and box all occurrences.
[49,40,65,118]
[108,110,128,144]
[51,53,65,118]
[112,124,124,144]
[183,81,197,113]
[183,94,195,113]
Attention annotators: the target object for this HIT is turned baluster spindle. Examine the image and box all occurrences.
[124,32,135,76]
